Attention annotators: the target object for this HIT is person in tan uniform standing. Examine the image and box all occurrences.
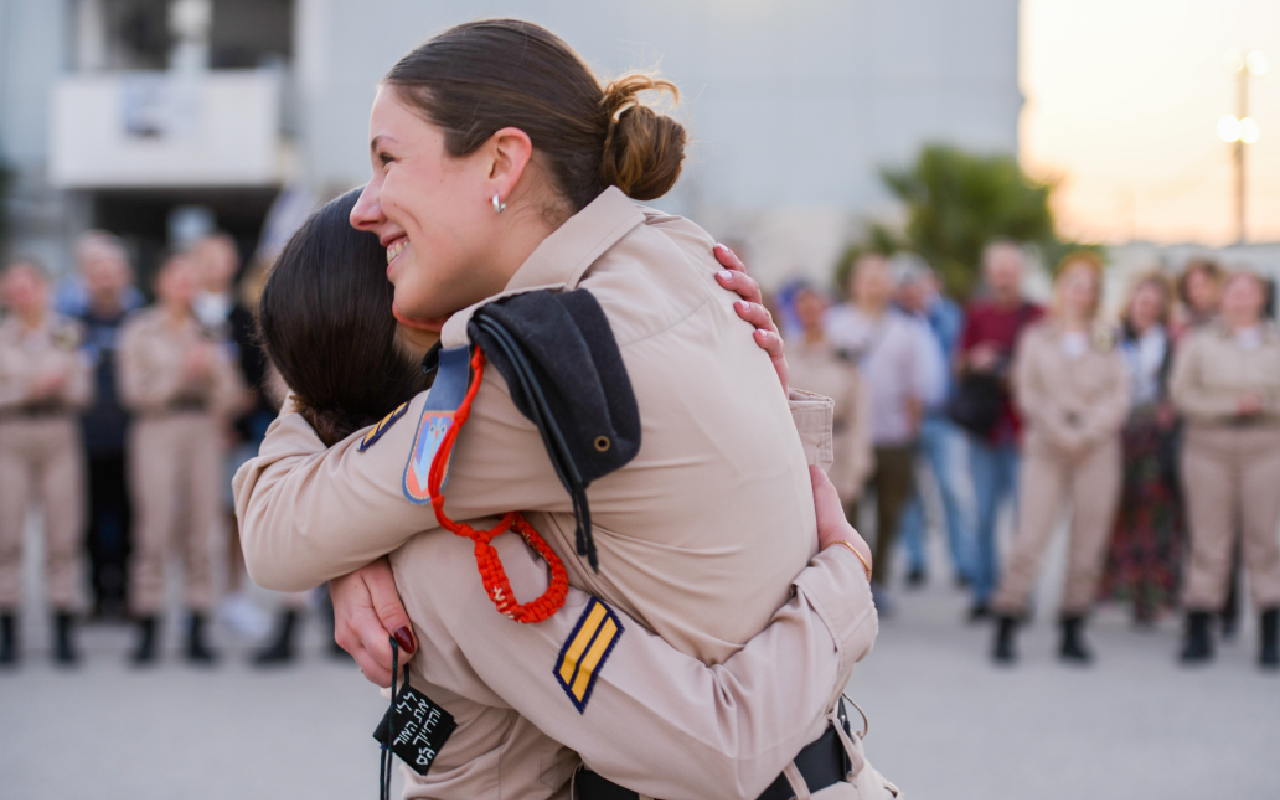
[0,259,93,666]
[991,252,1130,665]
[788,285,872,512]
[1171,270,1280,669]
[118,254,244,665]
[245,187,890,799]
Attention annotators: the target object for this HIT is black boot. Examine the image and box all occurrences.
[0,612,17,667]
[252,610,299,667]
[1179,610,1214,665]
[53,611,80,666]
[1058,614,1094,665]
[1259,608,1280,670]
[130,616,159,666]
[991,614,1019,664]
[185,612,218,665]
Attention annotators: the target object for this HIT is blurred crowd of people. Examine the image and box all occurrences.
[777,243,1280,671]
[0,231,325,669]
[3,229,1279,674]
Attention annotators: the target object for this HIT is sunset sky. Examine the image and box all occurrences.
[1021,0,1280,245]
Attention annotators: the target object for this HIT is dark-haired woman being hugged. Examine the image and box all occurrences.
[1171,271,1280,669]
[989,253,1130,665]
[237,18,893,799]
[1098,274,1184,626]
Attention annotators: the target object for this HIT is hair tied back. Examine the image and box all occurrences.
[600,73,686,202]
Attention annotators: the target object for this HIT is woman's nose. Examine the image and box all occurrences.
[350,183,383,231]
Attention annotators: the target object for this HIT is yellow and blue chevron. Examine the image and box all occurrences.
[359,401,409,452]
[555,598,624,713]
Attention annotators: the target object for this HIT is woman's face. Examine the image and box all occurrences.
[1128,282,1164,331]
[1186,268,1222,315]
[2,265,46,315]
[1058,261,1098,318]
[158,258,198,309]
[1221,274,1264,326]
[351,86,507,324]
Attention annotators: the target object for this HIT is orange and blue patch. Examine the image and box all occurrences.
[403,346,472,504]
[359,402,409,452]
[555,598,623,714]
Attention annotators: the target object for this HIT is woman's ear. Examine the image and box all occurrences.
[486,127,535,204]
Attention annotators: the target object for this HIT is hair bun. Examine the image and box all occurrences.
[600,74,687,201]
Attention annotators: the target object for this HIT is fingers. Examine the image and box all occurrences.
[716,268,763,307]
[712,243,747,274]
[809,465,845,539]
[362,559,417,654]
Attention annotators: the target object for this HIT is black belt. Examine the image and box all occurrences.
[575,712,852,800]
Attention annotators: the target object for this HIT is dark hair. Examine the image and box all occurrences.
[258,188,432,446]
[1177,258,1223,307]
[385,18,686,213]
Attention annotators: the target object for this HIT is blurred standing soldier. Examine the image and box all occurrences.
[118,255,245,665]
[895,256,971,587]
[827,254,938,611]
[1171,271,1280,669]
[74,232,138,620]
[990,253,1129,665]
[955,241,1043,621]
[0,259,93,666]
[1099,274,1183,626]
[190,233,273,643]
[788,285,873,515]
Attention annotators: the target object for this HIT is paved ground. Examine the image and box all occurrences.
[3,531,1280,799]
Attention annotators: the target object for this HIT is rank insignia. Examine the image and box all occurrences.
[403,346,472,504]
[555,598,623,714]
[359,402,409,452]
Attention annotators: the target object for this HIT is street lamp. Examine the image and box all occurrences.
[1219,49,1268,243]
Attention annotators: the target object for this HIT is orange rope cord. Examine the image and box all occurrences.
[427,347,569,623]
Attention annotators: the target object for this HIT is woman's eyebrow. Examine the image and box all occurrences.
[370,135,396,153]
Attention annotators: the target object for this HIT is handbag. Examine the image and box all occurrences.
[944,370,1006,437]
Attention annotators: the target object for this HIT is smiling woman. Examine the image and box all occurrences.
[235,17,892,799]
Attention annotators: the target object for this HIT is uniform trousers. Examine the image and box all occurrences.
[992,436,1121,616]
[1180,424,1280,611]
[129,412,220,614]
[845,444,915,588]
[0,417,85,610]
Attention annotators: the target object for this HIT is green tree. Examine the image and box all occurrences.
[875,144,1060,298]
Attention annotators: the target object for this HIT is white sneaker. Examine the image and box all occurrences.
[219,593,272,640]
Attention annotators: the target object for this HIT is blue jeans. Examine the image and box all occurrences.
[899,416,973,580]
[968,437,1020,603]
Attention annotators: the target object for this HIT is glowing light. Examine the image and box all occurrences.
[1219,115,1242,142]
[1240,117,1260,144]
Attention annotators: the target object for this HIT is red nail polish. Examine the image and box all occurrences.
[393,627,417,653]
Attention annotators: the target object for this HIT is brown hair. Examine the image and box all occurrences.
[1177,258,1223,307]
[1122,271,1172,330]
[1053,249,1105,319]
[384,19,685,214]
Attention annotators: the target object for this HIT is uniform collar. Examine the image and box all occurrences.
[442,187,645,346]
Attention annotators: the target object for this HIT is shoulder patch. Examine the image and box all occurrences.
[359,402,409,453]
[403,346,473,504]
[555,598,623,714]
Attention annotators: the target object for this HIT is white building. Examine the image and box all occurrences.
[0,0,1021,287]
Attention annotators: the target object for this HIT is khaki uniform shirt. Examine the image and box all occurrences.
[0,315,93,413]
[117,308,244,417]
[1013,320,1130,454]
[388,535,875,799]
[237,188,829,666]
[787,340,871,503]
[1170,322,1280,426]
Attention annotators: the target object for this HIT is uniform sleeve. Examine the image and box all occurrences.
[396,534,877,800]
[236,373,571,591]
[208,344,248,418]
[117,322,187,412]
[1170,334,1238,422]
[0,340,33,410]
[1012,331,1075,447]
[61,349,95,410]
[788,388,833,472]
[1080,351,1131,444]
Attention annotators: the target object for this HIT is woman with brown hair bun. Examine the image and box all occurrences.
[989,252,1130,665]
[250,187,891,798]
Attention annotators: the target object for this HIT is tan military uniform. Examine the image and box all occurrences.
[0,316,92,610]
[788,340,872,505]
[992,321,1129,615]
[238,188,826,667]
[1170,322,1280,611]
[118,308,244,613]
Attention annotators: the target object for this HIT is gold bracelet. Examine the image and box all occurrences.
[832,540,872,581]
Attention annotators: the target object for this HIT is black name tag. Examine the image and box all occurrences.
[373,684,457,777]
